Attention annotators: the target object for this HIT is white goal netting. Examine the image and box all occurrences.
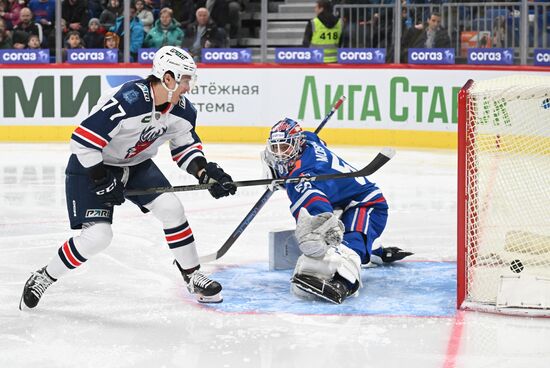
[461,75,550,315]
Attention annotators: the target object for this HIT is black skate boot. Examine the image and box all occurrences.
[174,261,223,303]
[19,266,56,310]
[368,246,414,265]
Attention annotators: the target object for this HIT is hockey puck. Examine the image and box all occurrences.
[510,259,524,273]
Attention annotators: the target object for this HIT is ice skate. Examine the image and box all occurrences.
[368,246,414,266]
[183,270,223,303]
[174,261,222,303]
[19,266,56,310]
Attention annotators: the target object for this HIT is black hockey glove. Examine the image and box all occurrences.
[198,162,237,199]
[89,170,125,206]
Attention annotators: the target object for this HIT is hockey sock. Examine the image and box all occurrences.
[164,221,200,270]
[46,222,113,279]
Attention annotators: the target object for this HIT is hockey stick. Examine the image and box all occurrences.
[126,148,395,196]
[198,147,395,263]
[198,96,346,263]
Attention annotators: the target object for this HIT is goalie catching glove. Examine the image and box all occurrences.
[295,208,344,258]
[199,162,237,199]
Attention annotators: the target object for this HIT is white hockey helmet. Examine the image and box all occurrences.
[151,46,197,90]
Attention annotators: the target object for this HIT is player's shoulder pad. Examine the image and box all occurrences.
[113,79,152,117]
[303,131,321,142]
[170,95,197,126]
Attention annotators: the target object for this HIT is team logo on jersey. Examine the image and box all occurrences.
[85,209,111,218]
[141,115,152,124]
[136,83,151,102]
[122,90,139,104]
[125,125,167,159]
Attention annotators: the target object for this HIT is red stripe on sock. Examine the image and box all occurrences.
[62,241,81,267]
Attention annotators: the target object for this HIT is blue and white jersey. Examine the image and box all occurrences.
[70,78,204,171]
[285,131,386,218]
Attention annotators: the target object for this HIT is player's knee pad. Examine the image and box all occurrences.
[295,208,344,258]
[145,193,187,228]
[75,222,113,258]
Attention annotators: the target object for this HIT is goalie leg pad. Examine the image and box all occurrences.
[295,208,344,258]
[291,273,349,304]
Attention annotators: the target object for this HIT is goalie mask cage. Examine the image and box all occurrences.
[457,75,550,317]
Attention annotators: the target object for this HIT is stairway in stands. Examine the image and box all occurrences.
[235,0,317,62]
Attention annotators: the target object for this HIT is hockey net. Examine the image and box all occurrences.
[457,75,550,316]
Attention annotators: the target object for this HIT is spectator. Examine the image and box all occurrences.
[303,0,342,63]
[65,29,84,49]
[0,0,24,30]
[88,0,103,19]
[83,17,105,49]
[45,17,68,52]
[61,0,89,36]
[100,0,123,30]
[0,17,13,48]
[143,7,183,48]
[401,11,450,62]
[63,29,84,61]
[109,4,144,61]
[27,0,55,28]
[195,0,229,41]
[13,7,40,44]
[182,7,224,62]
[135,0,154,33]
[26,33,41,48]
[103,31,122,60]
[161,0,194,30]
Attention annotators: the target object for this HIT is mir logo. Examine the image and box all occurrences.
[534,49,550,66]
[275,48,324,64]
[202,48,252,63]
[467,48,513,65]
[408,48,455,64]
[338,48,386,64]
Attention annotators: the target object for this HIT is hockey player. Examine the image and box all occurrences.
[20,46,236,309]
[262,118,412,304]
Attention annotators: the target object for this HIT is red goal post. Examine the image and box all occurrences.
[457,76,550,317]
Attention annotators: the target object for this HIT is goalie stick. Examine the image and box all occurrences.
[198,147,395,263]
[125,148,396,196]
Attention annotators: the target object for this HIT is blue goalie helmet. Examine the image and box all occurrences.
[266,118,305,177]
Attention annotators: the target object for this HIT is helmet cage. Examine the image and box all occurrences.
[266,118,304,176]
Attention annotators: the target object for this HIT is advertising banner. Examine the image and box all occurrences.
[407,48,455,65]
[201,48,253,64]
[66,49,119,64]
[0,49,50,64]
[467,48,514,65]
[1,66,548,133]
[534,49,550,67]
[337,49,386,64]
[274,48,324,64]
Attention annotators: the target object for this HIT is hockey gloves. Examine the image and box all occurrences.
[199,162,237,199]
[90,170,125,206]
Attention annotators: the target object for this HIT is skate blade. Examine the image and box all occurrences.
[292,279,342,304]
[196,293,223,303]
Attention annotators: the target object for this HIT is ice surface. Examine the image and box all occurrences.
[1,143,549,368]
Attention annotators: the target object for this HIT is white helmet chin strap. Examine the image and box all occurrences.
[161,79,180,103]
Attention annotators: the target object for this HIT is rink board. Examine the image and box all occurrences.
[195,261,456,317]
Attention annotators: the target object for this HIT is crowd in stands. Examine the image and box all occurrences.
[0,0,246,61]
